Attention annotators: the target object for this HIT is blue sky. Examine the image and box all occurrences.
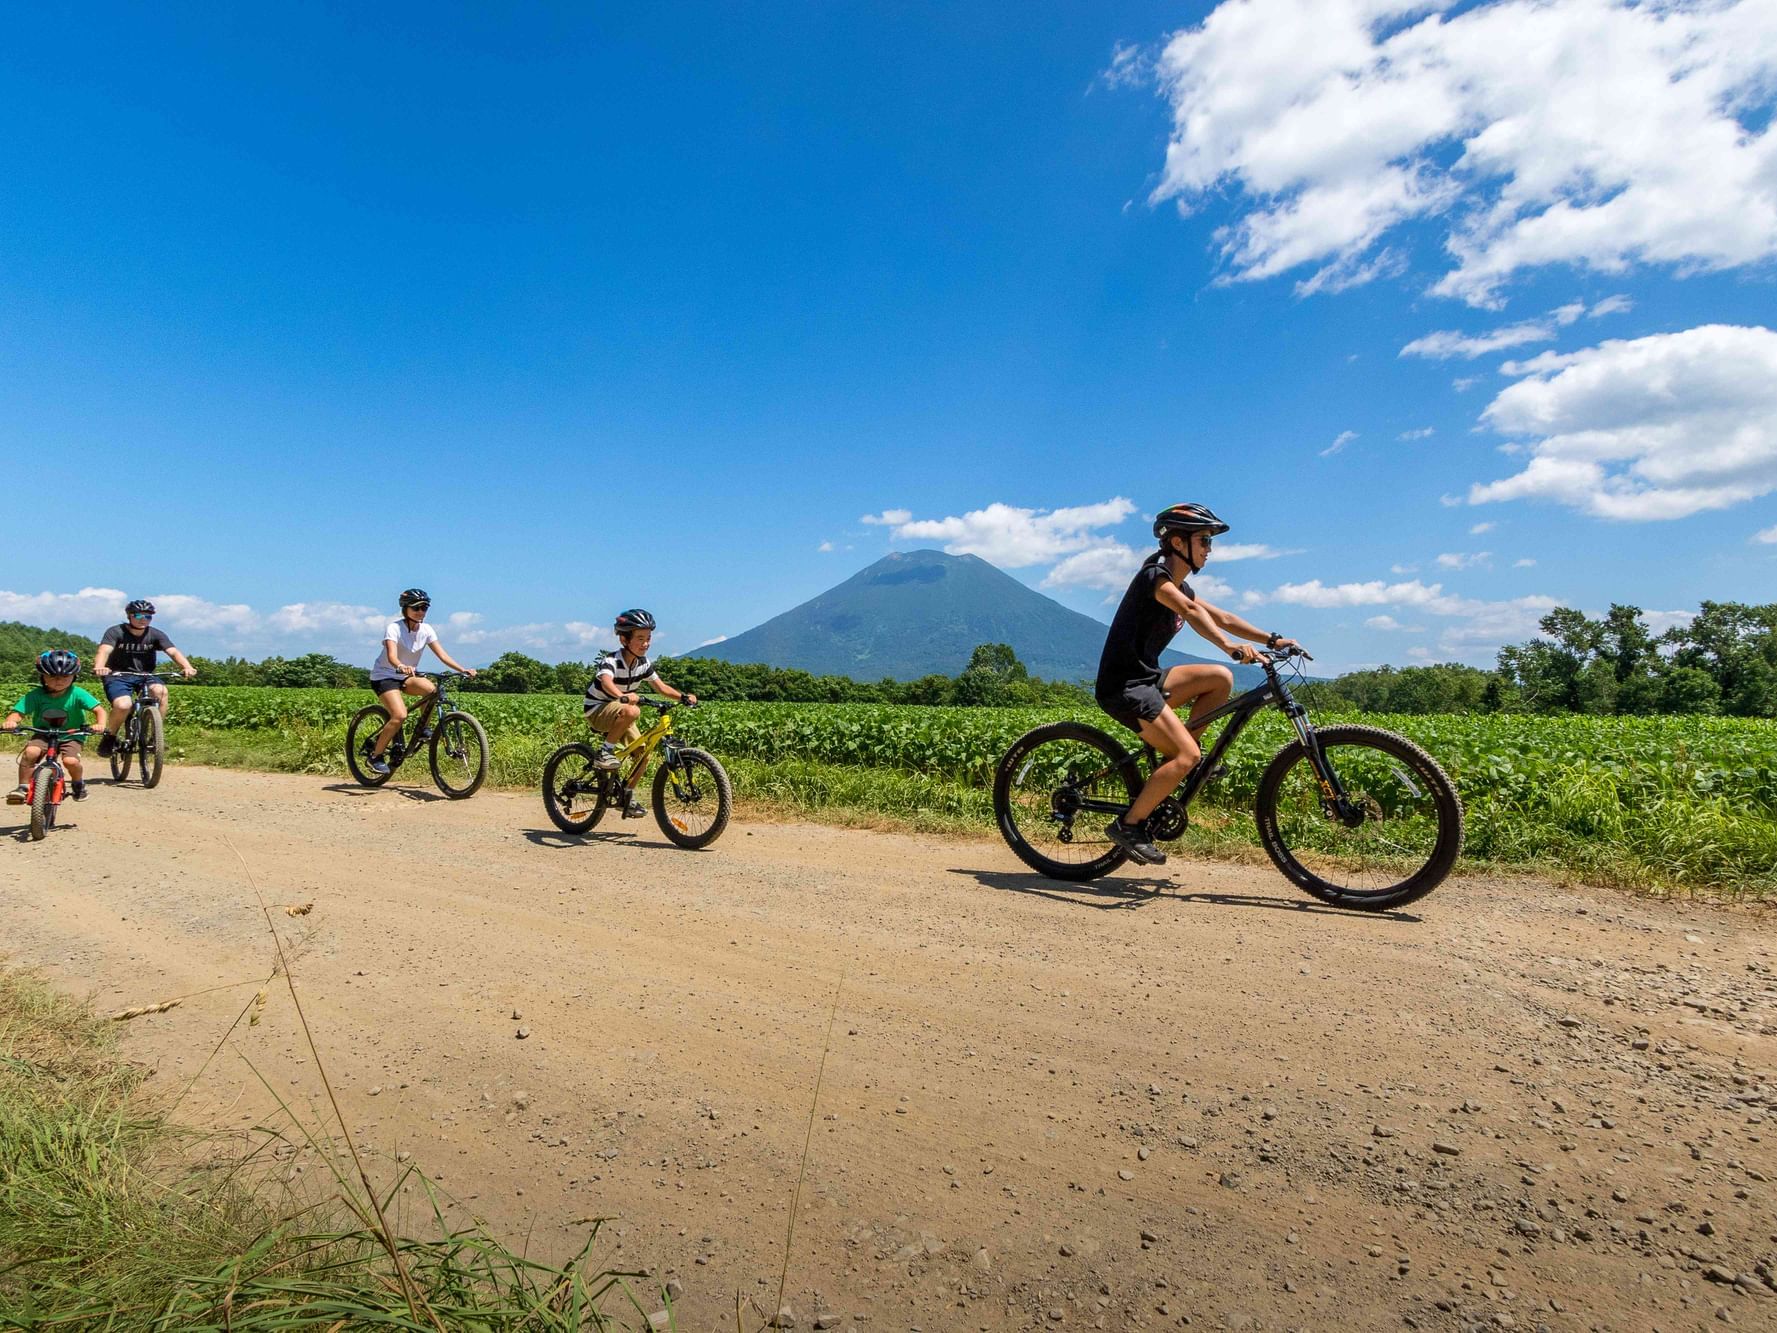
[4,1,1775,675]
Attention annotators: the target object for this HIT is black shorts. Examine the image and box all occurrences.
[1096,682,1167,734]
[370,676,415,698]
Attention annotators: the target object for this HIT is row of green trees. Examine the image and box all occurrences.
[10,602,1775,715]
[1304,601,1777,716]
[0,623,1088,708]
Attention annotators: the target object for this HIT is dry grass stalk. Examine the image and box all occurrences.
[109,999,181,1022]
[248,987,269,1027]
[283,902,314,917]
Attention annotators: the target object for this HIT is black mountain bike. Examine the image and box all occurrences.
[993,648,1463,910]
[104,671,167,789]
[344,673,489,799]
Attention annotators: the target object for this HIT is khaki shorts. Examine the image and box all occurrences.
[585,699,641,744]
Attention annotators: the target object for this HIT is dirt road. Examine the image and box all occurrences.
[2,766,1773,1330]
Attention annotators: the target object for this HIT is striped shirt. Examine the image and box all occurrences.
[585,648,660,709]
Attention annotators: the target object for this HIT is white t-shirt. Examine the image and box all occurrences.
[371,619,440,681]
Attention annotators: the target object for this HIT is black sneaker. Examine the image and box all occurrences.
[622,794,647,819]
[71,780,88,801]
[366,751,391,776]
[1105,817,1165,866]
[96,733,118,758]
[5,785,26,805]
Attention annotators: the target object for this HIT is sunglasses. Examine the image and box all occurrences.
[130,612,153,620]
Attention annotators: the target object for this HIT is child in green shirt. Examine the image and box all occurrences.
[4,650,107,803]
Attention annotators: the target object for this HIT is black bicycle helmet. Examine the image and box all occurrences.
[1152,502,1231,541]
[125,598,156,616]
[37,649,80,678]
[398,588,431,609]
[614,608,656,633]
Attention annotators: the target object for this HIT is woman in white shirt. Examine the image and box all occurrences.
[364,588,478,774]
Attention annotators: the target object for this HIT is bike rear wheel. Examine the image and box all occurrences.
[1254,724,1463,911]
[993,721,1143,881]
[346,706,395,787]
[109,719,134,783]
[139,706,165,789]
[429,711,488,799]
[28,766,53,841]
[542,743,607,834]
[653,748,732,849]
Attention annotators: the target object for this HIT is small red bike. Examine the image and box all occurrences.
[12,711,93,841]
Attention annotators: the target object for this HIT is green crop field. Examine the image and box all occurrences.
[8,685,1775,895]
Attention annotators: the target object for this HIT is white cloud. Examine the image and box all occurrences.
[1436,551,1492,569]
[1590,295,1634,318]
[1401,319,1555,360]
[266,602,386,635]
[697,634,730,648]
[1398,426,1435,441]
[1453,375,1482,393]
[1469,521,1495,534]
[1099,40,1153,90]
[1755,525,1777,544]
[1407,646,1434,661]
[1470,324,1777,520]
[1389,563,1417,574]
[1145,0,1777,305]
[875,497,1136,567]
[1043,542,1144,591]
[1513,557,1536,567]
[1250,575,1558,655]
[818,540,835,552]
[861,509,912,526]
[1213,542,1298,562]
[1643,609,1696,635]
[0,586,257,634]
[1364,614,1422,631]
[1321,429,1358,457]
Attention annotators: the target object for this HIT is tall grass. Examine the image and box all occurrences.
[0,957,661,1329]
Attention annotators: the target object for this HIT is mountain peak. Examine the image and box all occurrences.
[699,550,1262,686]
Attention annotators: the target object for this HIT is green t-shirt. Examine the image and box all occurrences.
[10,685,101,731]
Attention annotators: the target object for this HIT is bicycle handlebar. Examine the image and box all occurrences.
[7,725,96,739]
[641,696,699,711]
[1259,646,1314,664]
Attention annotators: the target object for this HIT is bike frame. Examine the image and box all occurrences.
[380,673,458,763]
[21,724,91,806]
[107,671,164,737]
[606,701,683,792]
[1080,651,1359,824]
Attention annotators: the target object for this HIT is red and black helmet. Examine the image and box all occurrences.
[1152,503,1230,541]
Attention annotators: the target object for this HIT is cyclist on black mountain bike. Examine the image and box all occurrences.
[364,589,479,776]
[1096,503,1301,866]
[93,599,197,758]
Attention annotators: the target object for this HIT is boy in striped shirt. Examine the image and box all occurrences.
[583,610,697,804]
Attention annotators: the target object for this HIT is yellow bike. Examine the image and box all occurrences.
[541,698,732,848]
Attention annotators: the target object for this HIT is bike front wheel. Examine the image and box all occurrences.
[140,706,165,789]
[1254,724,1463,911]
[109,722,134,783]
[345,706,395,787]
[993,721,1143,882]
[653,748,732,849]
[28,767,53,841]
[429,711,488,799]
[542,743,607,834]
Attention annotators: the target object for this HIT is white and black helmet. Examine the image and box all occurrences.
[398,588,431,609]
[1152,503,1231,541]
[126,598,156,616]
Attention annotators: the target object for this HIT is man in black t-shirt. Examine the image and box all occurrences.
[93,599,197,756]
[1094,504,1301,866]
